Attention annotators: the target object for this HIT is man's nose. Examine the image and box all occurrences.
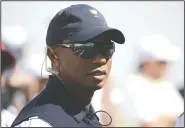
[93,54,107,65]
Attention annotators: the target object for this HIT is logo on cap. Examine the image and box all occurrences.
[89,9,98,17]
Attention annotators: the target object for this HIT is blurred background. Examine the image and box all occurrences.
[1,1,184,127]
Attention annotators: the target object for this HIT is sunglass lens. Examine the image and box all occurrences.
[73,43,96,59]
[100,49,114,58]
[73,42,115,59]
[98,43,115,58]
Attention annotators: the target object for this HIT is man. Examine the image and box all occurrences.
[1,25,28,110]
[1,42,17,127]
[120,34,184,127]
[11,4,125,127]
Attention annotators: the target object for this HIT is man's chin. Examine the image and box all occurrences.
[88,80,106,91]
[83,76,107,90]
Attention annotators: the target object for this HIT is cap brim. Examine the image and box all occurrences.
[69,26,125,44]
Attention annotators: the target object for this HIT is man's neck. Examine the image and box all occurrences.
[47,75,95,112]
[59,78,94,108]
[68,84,94,108]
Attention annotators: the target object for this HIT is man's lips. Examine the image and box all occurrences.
[87,70,106,76]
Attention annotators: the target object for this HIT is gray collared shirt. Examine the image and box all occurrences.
[175,113,184,127]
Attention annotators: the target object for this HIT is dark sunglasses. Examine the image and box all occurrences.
[56,41,115,59]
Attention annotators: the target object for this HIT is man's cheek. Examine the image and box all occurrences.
[72,65,81,77]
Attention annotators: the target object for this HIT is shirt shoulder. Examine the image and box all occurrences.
[14,116,52,127]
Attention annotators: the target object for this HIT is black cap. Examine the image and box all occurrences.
[46,4,125,46]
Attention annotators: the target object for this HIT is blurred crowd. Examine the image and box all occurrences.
[1,25,184,127]
[1,26,49,127]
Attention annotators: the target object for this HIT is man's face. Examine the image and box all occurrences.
[144,60,168,79]
[49,35,113,90]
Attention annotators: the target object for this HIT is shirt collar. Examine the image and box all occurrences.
[73,105,99,123]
